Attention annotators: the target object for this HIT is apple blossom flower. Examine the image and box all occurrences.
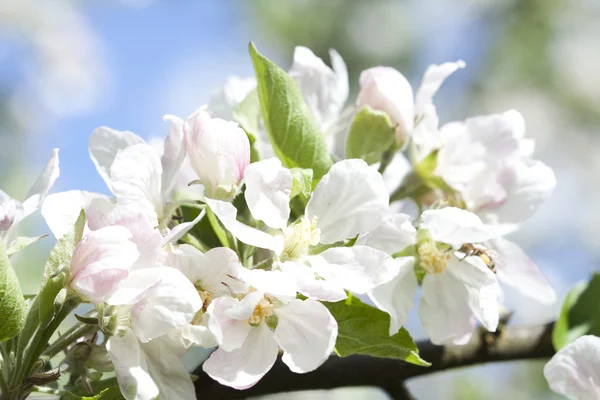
[166,244,248,347]
[184,107,250,201]
[0,148,59,246]
[544,335,600,400]
[364,207,501,344]
[205,158,400,302]
[208,76,257,121]
[357,61,464,144]
[88,121,187,227]
[202,269,337,389]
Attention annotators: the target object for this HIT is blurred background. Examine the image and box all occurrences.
[2,0,598,398]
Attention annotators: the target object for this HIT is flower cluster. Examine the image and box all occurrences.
[1,44,572,400]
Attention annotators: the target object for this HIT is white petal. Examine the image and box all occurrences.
[107,330,159,400]
[207,295,253,352]
[124,268,202,342]
[207,76,257,120]
[167,245,246,296]
[544,335,600,400]
[415,60,465,116]
[142,335,196,400]
[308,246,399,294]
[162,208,205,247]
[161,115,187,197]
[490,237,556,304]
[22,148,60,217]
[274,299,337,373]
[69,226,139,304]
[238,268,297,300]
[419,272,476,345]
[477,159,556,231]
[89,127,145,188]
[421,207,494,246]
[358,213,416,256]
[181,322,218,348]
[203,323,278,390]
[307,159,389,244]
[279,261,347,302]
[204,198,283,253]
[446,255,500,332]
[244,158,292,229]
[110,144,163,226]
[368,257,417,335]
[41,190,109,239]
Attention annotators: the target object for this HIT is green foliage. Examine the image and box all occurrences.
[345,106,396,165]
[39,209,86,326]
[249,42,332,182]
[7,235,47,256]
[553,273,600,350]
[0,240,26,343]
[324,295,429,366]
[232,90,261,163]
[61,386,124,400]
[290,168,313,199]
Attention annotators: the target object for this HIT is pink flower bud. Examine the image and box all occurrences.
[184,108,250,200]
[69,226,139,304]
[356,67,415,144]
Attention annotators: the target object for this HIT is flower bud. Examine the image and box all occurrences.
[184,108,250,200]
[69,226,139,304]
[356,67,414,145]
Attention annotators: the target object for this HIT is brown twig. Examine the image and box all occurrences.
[193,322,555,399]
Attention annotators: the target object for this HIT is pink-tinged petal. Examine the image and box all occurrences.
[421,207,493,246]
[368,257,417,335]
[490,237,556,304]
[244,158,292,229]
[89,127,145,189]
[274,299,337,373]
[203,323,278,390]
[184,108,250,194]
[306,159,389,244]
[307,246,399,295]
[356,66,414,143]
[22,148,60,217]
[544,335,600,400]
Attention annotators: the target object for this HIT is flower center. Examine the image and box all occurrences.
[418,241,451,275]
[282,217,321,260]
[248,297,274,325]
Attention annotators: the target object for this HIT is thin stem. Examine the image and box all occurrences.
[377,147,396,175]
[43,324,96,360]
[206,207,231,248]
[180,233,210,253]
[0,362,9,400]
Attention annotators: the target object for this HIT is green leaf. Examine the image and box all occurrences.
[324,295,429,366]
[7,235,48,256]
[0,240,26,343]
[290,168,313,199]
[345,106,396,165]
[233,89,261,163]
[553,273,600,350]
[249,42,332,182]
[39,209,86,326]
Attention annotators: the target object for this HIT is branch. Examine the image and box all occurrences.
[193,322,555,399]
